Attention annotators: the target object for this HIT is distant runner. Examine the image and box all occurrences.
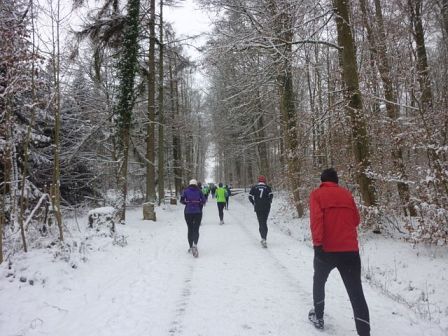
[180,179,206,258]
[248,176,273,248]
[215,183,228,225]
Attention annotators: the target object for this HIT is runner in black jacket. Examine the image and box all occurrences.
[249,175,273,248]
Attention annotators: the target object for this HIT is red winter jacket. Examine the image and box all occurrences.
[309,182,360,252]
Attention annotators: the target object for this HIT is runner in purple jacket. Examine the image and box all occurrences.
[180,179,206,258]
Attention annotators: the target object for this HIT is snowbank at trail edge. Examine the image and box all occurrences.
[269,191,448,332]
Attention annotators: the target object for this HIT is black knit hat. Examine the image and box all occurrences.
[320,168,339,184]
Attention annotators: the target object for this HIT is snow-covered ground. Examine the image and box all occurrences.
[0,193,447,335]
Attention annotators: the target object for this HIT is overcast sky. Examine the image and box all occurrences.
[165,1,216,181]
[35,0,214,58]
[164,0,214,60]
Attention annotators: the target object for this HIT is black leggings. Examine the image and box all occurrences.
[217,202,225,221]
[313,251,370,336]
[256,210,270,239]
[184,213,202,247]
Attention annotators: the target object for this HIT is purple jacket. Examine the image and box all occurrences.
[180,185,206,214]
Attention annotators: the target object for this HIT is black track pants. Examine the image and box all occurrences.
[184,213,202,247]
[313,251,370,336]
[256,210,270,240]
[217,202,225,221]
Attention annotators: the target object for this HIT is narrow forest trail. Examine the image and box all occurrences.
[0,194,445,336]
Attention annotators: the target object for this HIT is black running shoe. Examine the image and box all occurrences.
[191,244,199,258]
[308,308,324,329]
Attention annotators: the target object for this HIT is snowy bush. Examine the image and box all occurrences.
[51,240,89,269]
[406,204,448,246]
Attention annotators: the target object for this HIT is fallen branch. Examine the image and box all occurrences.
[25,193,50,231]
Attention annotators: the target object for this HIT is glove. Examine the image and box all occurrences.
[314,245,324,255]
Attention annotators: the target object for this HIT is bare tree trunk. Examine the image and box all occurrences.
[409,0,448,196]
[443,0,448,38]
[409,0,433,110]
[333,0,377,209]
[268,0,303,216]
[175,69,183,191]
[315,47,330,168]
[441,0,448,147]
[0,126,5,262]
[0,214,3,263]
[182,81,194,179]
[256,95,270,179]
[305,54,319,168]
[1,99,11,261]
[10,145,23,245]
[51,0,63,241]
[247,159,254,187]
[18,0,39,251]
[180,76,192,182]
[359,0,416,216]
[157,0,165,205]
[118,127,130,224]
[146,0,156,202]
[278,63,304,217]
[169,54,183,195]
[2,100,20,251]
[325,46,335,167]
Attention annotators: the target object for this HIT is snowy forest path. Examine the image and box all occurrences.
[164,194,445,336]
[0,194,445,336]
[166,197,322,336]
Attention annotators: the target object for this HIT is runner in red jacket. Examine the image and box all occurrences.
[308,168,370,336]
[310,180,360,252]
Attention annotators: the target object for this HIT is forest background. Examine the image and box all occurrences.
[1,0,448,263]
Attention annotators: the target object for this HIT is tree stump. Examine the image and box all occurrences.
[170,198,177,205]
[143,202,156,221]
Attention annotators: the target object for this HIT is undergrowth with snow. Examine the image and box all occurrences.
[270,191,448,331]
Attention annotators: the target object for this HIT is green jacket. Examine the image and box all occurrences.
[215,187,228,203]
[202,186,209,195]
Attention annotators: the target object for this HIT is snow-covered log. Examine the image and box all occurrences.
[87,207,117,231]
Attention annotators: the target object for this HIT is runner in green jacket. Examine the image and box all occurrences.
[215,183,228,224]
[202,185,210,201]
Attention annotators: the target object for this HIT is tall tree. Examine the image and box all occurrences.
[49,0,64,241]
[18,0,38,251]
[157,0,165,205]
[332,0,377,210]
[1,0,36,253]
[115,0,141,222]
[359,0,415,216]
[169,49,183,195]
[409,0,448,196]
[443,0,448,37]
[146,0,156,202]
[409,0,433,110]
[255,93,270,180]
[268,0,304,216]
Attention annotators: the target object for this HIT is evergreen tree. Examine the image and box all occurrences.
[115,0,141,223]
